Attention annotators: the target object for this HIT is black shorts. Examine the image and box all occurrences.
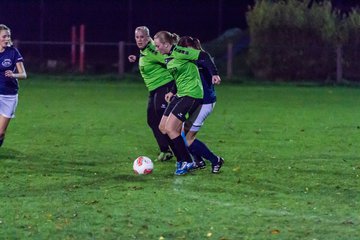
[148,80,175,118]
[164,96,203,122]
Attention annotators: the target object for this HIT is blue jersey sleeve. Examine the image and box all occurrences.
[14,47,24,63]
[196,51,218,77]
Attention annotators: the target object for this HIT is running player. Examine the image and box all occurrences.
[128,26,174,161]
[0,24,27,147]
[177,36,224,173]
[154,31,224,175]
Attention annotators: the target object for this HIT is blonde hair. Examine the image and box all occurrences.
[135,26,150,37]
[0,24,12,46]
[154,31,179,45]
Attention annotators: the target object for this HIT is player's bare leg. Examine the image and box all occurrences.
[0,115,10,147]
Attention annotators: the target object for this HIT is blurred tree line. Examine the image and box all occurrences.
[247,0,360,82]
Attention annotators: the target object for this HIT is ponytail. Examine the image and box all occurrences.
[154,31,179,45]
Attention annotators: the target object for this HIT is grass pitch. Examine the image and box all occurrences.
[0,75,359,239]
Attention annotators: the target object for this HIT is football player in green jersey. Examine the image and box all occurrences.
[128,26,175,161]
[178,36,224,174]
[154,30,205,175]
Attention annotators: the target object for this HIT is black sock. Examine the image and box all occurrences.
[188,146,203,164]
[189,139,218,165]
[166,135,176,155]
[171,135,192,163]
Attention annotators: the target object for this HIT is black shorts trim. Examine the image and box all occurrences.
[164,96,202,122]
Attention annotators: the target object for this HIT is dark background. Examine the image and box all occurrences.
[1,0,255,43]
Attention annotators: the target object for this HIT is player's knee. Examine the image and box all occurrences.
[165,126,179,139]
[186,133,196,146]
[186,136,195,144]
[159,123,166,134]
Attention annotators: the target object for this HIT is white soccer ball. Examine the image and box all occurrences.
[133,156,154,175]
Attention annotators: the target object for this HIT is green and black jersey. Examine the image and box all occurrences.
[165,45,203,99]
[139,41,174,91]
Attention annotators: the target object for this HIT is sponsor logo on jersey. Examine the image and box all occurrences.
[2,59,12,67]
[174,47,189,55]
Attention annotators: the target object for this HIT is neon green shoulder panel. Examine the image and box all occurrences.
[139,41,173,91]
[165,46,203,99]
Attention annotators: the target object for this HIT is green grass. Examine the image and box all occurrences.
[0,75,359,239]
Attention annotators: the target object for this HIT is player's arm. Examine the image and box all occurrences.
[197,52,221,84]
[128,55,137,62]
[165,82,177,102]
[5,61,27,79]
[169,82,177,95]
[151,50,168,66]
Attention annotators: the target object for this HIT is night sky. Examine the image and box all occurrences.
[1,0,255,43]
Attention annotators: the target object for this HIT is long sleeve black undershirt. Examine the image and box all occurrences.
[197,51,219,76]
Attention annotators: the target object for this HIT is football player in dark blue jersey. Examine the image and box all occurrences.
[177,36,224,174]
[0,24,27,147]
